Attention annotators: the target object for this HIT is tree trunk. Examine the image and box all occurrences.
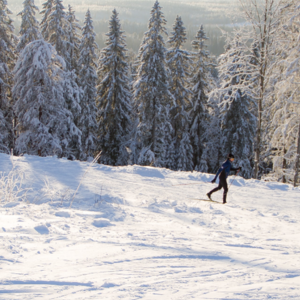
[0,84,2,108]
[38,106,42,157]
[254,92,263,179]
[293,122,300,187]
[282,146,287,183]
[151,96,156,165]
[13,113,17,150]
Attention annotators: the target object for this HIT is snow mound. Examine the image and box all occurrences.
[101,282,119,288]
[92,219,114,228]
[2,202,20,208]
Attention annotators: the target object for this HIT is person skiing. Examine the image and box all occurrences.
[207,153,241,204]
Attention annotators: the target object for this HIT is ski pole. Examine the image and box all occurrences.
[172,183,202,186]
[172,180,213,186]
[228,170,239,191]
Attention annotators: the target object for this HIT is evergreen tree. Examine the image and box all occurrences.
[0,0,16,153]
[134,1,173,167]
[201,97,222,173]
[97,9,132,166]
[189,25,212,171]
[164,104,176,170]
[13,40,75,156]
[63,69,82,159]
[78,10,98,160]
[177,131,194,171]
[17,0,41,53]
[46,0,69,61]
[64,5,82,159]
[166,16,193,171]
[66,4,81,73]
[40,0,53,41]
[41,0,82,158]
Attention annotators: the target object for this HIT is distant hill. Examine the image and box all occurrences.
[11,0,242,55]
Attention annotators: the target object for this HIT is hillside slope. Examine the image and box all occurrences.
[0,153,299,299]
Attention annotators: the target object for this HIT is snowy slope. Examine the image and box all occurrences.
[0,153,300,299]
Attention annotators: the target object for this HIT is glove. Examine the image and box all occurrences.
[211,179,216,183]
[236,167,242,174]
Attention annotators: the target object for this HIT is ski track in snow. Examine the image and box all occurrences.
[0,153,300,299]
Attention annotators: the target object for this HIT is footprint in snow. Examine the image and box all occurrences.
[55,211,71,218]
[34,225,50,235]
[174,207,187,213]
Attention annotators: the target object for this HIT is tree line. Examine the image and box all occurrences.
[0,0,299,185]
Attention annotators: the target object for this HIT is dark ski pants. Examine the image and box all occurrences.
[208,171,228,203]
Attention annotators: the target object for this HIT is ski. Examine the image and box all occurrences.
[190,198,224,204]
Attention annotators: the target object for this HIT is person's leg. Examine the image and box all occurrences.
[207,180,222,199]
[222,179,228,203]
[218,171,228,203]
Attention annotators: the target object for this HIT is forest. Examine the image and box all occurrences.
[11,0,239,55]
[1,0,299,185]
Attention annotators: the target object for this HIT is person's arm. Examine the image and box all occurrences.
[211,163,226,183]
[230,166,242,174]
[215,167,223,178]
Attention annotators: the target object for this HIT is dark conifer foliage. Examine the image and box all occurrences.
[133,1,173,167]
[97,9,133,166]
[0,0,16,153]
[17,0,41,53]
[78,10,98,160]
[167,16,193,171]
[189,25,212,172]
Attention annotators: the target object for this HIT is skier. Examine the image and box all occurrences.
[207,154,241,204]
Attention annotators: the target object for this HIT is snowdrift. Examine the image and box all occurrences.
[0,153,299,299]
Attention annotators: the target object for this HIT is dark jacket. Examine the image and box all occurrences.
[214,159,239,179]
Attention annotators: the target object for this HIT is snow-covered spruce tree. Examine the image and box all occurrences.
[164,104,176,170]
[45,0,69,62]
[126,52,139,165]
[66,5,81,74]
[134,1,173,167]
[63,5,82,159]
[97,9,133,166]
[41,0,82,158]
[40,0,53,41]
[189,25,212,172]
[63,69,82,159]
[211,34,256,179]
[166,16,193,171]
[78,10,98,160]
[201,95,222,173]
[0,0,16,153]
[17,0,41,53]
[13,40,75,156]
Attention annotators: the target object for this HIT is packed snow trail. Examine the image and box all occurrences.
[0,153,299,299]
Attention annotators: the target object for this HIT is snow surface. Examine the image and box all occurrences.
[0,153,300,299]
